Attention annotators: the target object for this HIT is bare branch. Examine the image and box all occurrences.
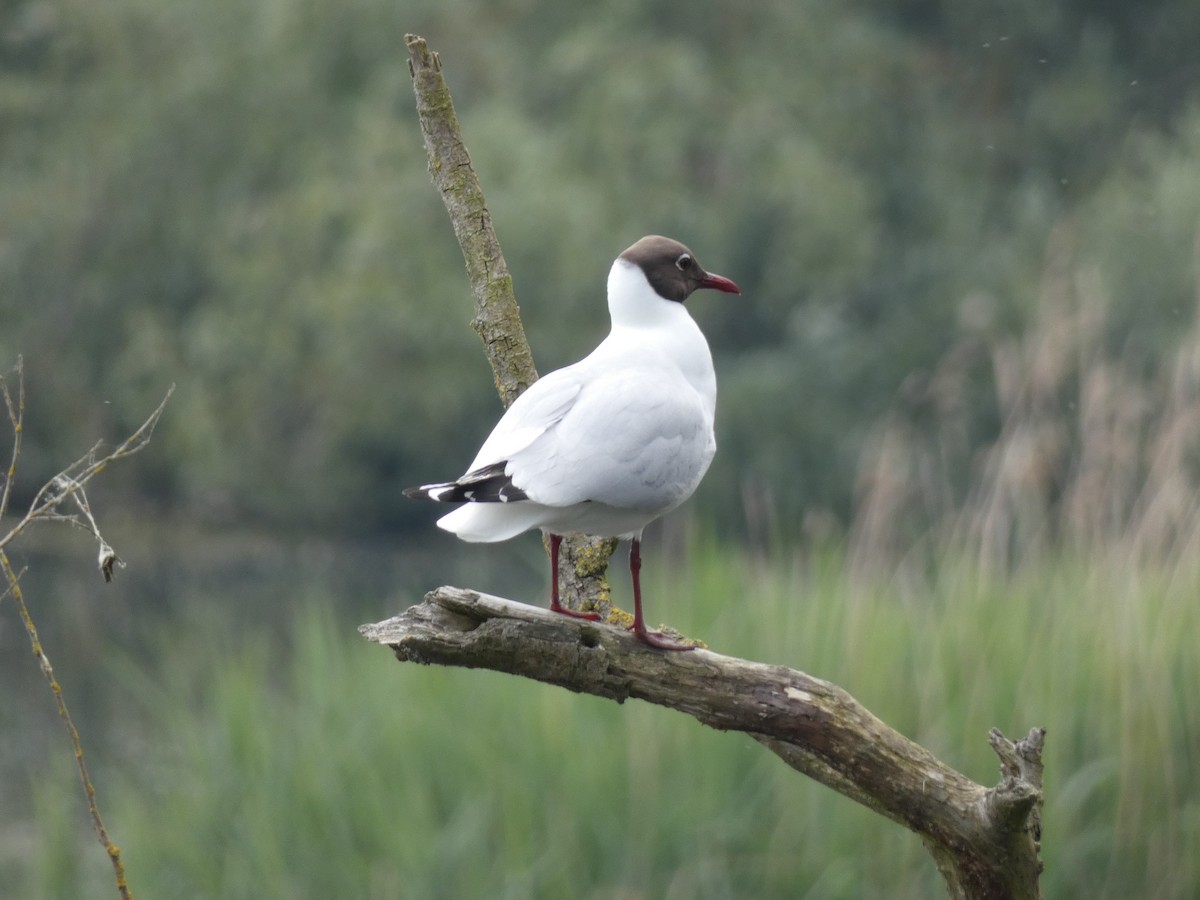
[0,367,169,897]
[363,588,1045,899]
[396,36,1046,899]
[1,550,133,899]
[405,34,536,407]
[405,34,614,614]
[0,355,25,521]
[0,384,174,568]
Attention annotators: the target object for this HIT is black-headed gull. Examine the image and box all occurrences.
[405,235,740,650]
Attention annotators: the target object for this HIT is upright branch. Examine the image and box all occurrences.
[405,34,536,407]
[0,553,132,900]
[384,37,1048,899]
[405,34,616,614]
[0,355,24,522]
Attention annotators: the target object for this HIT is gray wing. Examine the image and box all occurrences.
[507,367,715,511]
[463,367,584,473]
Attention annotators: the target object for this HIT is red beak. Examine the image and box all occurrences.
[699,272,741,295]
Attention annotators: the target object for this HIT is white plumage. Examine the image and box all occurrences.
[405,235,740,649]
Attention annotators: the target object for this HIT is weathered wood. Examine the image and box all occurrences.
[405,33,614,614]
[405,34,535,408]
[396,35,1045,897]
[362,588,1044,899]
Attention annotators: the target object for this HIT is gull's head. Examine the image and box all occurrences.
[608,235,740,324]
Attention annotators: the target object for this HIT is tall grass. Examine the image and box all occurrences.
[12,535,1199,898]
[852,223,1200,576]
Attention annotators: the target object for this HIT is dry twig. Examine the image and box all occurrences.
[0,366,173,563]
[2,356,173,900]
[0,551,132,900]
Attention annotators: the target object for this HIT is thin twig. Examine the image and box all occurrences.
[62,480,124,581]
[0,366,171,900]
[0,355,25,521]
[0,384,174,557]
[1,550,133,900]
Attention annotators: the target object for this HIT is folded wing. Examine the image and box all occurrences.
[507,367,715,512]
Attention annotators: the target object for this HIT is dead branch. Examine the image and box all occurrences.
[0,374,174,574]
[405,34,614,615]
[0,355,24,521]
[390,36,1046,898]
[363,589,1045,899]
[1,358,172,900]
[405,35,535,407]
[0,551,132,900]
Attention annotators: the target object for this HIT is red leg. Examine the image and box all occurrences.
[628,537,695,651]
[547,533,600,620]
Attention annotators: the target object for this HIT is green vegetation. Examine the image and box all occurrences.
[5,1,1200,896]
[3,0,1200,533]
[7,540,1198,898]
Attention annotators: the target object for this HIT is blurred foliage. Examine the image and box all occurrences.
[2,0,1200,536]
[7,539,1199,897]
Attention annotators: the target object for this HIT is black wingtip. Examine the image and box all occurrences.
[402,463,528,504]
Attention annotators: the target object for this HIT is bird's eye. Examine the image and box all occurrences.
[675,254,693,271]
